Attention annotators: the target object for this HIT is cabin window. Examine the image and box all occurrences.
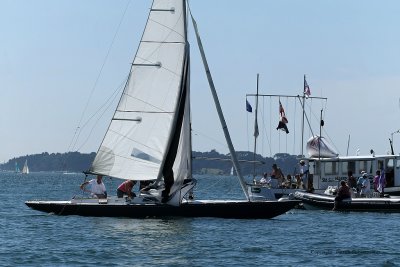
[378,160,384,170]
[312,161,320,175]
[341,161,355,175]
[397,159,400,169]
[324,161,337,175]
[359,160,372,174]
[387,159,394,168]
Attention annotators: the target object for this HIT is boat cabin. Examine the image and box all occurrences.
[306,154,400,195]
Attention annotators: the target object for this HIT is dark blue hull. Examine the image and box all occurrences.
[25,199,299,219]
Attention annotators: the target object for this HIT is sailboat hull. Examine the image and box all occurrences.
[25,199,299,219]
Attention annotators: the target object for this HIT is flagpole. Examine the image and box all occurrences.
[252,73,260,184]
[319,109,323,160]
[301,75,306,158]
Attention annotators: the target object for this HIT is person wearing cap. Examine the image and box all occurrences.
[299,160,309,190]
[356,171,366,193]
[333,180,351,210]
[80,175,107,199]
[360,172,371,197]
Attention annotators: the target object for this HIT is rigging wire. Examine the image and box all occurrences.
[246,97,250,152]
[269,96,272,157]
[278,97,281,153]
[292,98,297,155]
[76,79,127,152]
[67,0,132,154]
[261,96,272,158]
[192,129,228,151]
[285,96,289,153]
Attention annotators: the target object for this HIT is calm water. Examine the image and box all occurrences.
[1,172,400,267]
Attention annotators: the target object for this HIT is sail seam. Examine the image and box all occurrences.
[148,17,185,39]
[106,129,161,155]
[119,93,173,113]
[116,110,173,113]
[98,147,158,165]
[141,40,185,44]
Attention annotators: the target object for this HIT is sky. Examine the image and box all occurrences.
[1,0,400,163]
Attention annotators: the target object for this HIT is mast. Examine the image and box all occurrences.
[190,12,249,200]
[252,74,260,184]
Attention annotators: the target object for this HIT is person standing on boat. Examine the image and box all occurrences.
[359,172,371,197]
[80,175,107,199]
[356,171,366,193]
[347,170,357,190]
[333,180,351,210]
[271,164,284,188]
[373,170,381,192]
[299,160,310,191]
[376,170,387,197]
[117,180,137,199]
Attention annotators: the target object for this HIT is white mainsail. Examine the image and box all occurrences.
[22,160,29,174]
[90,0,190,197]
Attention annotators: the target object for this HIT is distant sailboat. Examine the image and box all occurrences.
[15,162,20,173]
[22,160,29,174]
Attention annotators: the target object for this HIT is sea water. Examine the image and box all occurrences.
[1,172,399,267]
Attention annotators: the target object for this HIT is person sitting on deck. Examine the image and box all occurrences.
[117,180,137,199]
[284,174,293,188]
[80,175,107,199]
[333,180,351,210]
[295,174,302,189]
[259,172,270,186]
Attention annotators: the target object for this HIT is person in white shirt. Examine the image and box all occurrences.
[80,175,107,199]
[360,172,371,197]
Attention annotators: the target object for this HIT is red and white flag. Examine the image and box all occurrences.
[304,75,311,98]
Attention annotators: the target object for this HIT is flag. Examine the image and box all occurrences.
[254,119,259,138]
[304,75,311,98]
[276,100,289,134]
[246,99,252,112]
[279,101,286,119]
[377,170,385,193]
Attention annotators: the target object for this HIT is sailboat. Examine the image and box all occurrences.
[22,160,29,174]
[15,162,20,173]
[25,0,299,218]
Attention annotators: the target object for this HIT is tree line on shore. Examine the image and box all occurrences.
[1,150,302,176]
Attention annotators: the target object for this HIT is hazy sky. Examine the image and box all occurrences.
[1,0,400,163]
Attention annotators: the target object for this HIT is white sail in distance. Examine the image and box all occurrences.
[90,0,190,187]
[22,160,29,174]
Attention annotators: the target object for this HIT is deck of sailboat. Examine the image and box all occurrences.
[25,198,299,219]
